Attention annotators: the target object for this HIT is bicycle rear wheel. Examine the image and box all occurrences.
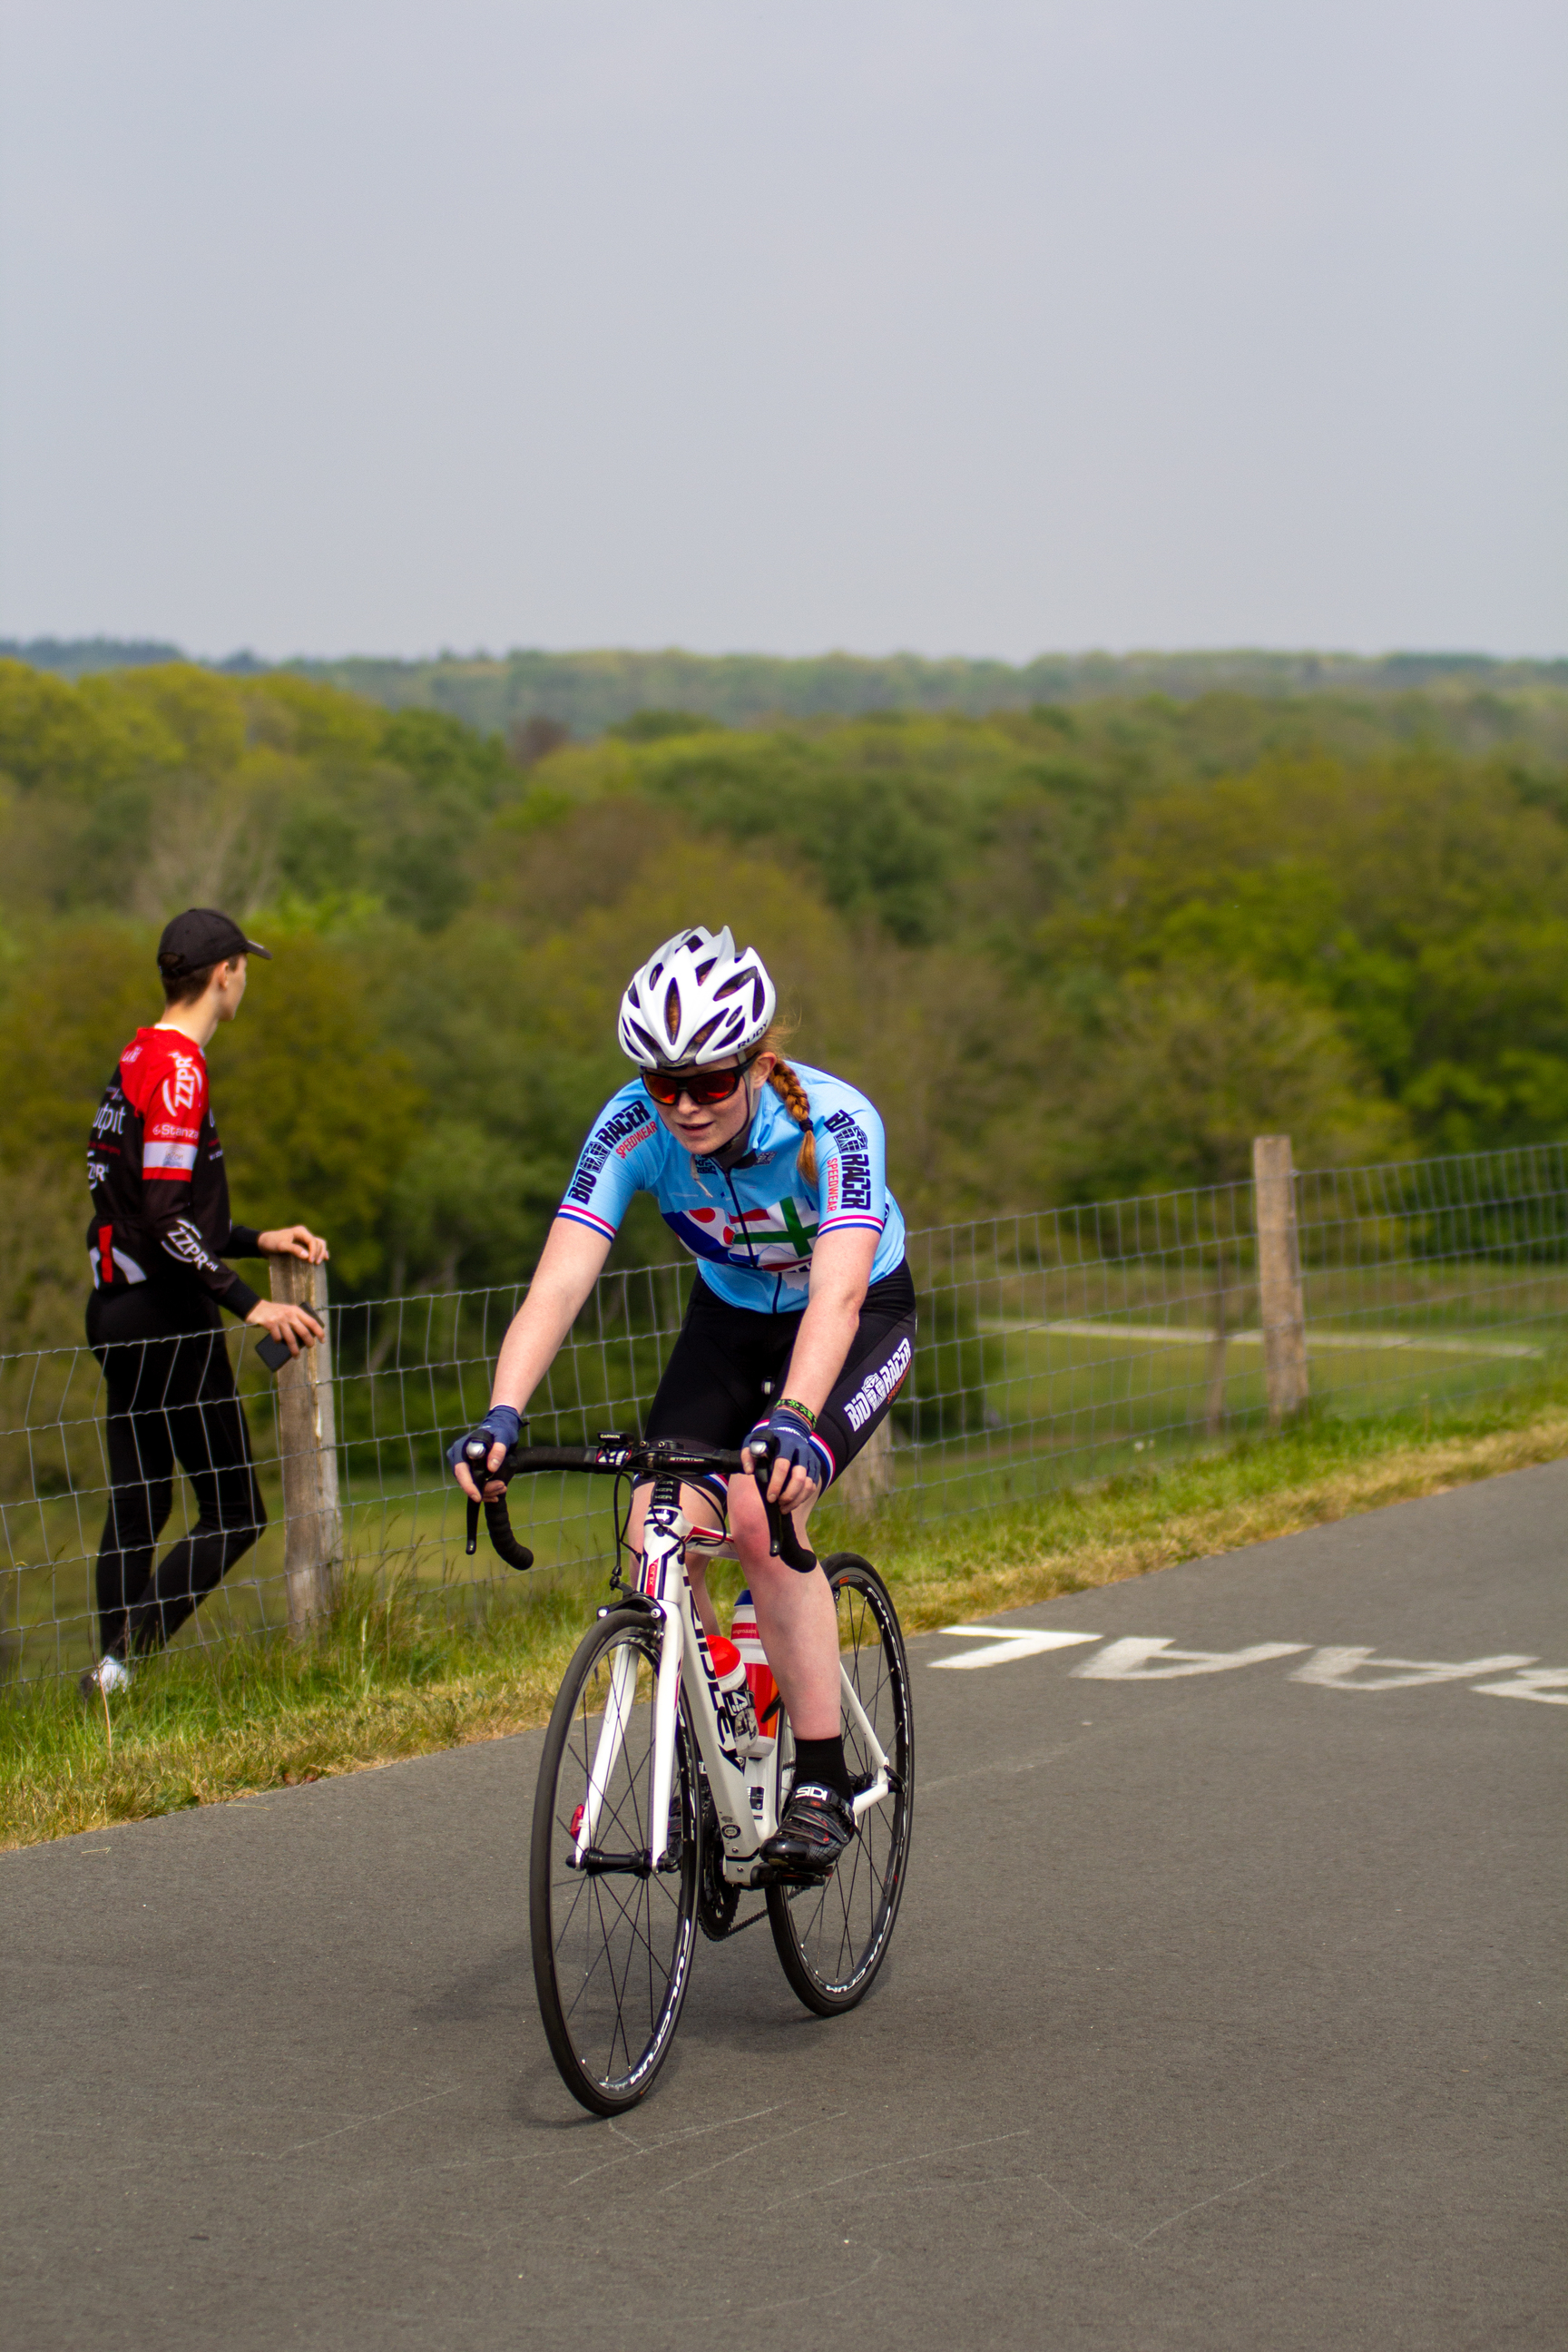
[768,1553,914,2016]
[530,1609,700,2114]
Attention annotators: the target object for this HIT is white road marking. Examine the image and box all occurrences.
[929,1627,1101,1671]
[1472,1667,1568,1704]
[925,1625,1566,1696]
[1073,1637,1307,1681]
[1289,1647,1536,1692]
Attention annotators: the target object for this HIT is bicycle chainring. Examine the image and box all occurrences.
[697,1783,740,1940]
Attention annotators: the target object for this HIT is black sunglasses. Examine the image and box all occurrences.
[643,1054,759,1109]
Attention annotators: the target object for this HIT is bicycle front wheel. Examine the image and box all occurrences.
[768,1553,914,2016]
[530,1609,700,2114]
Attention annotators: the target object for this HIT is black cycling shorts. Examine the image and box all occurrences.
[642,1259,916,1514]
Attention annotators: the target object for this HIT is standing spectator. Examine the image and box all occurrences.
[80,909,328,1700]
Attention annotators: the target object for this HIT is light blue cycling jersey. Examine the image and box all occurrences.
[557,1062,906,1313]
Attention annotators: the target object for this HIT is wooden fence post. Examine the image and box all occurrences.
[834,1417,895,1517]
[1204,1250,1230,1436]
[1252,1134,1308,1423]
[0,1567,19,1685]
[270,1257,341,1634]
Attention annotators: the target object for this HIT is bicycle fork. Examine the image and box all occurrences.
[573,1486,690,1876]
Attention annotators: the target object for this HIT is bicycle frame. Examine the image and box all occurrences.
[573,1491,896,1883]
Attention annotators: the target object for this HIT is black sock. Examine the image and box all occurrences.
[791,1736,853,1805]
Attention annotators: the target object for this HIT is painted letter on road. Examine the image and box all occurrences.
[931,1628,1101,1671]
[1471,1667,1568,1705]
[1073,1638,1306,1681]
[1289,1648,1535,1692]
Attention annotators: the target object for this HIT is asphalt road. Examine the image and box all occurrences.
[5,1463,1563,2351]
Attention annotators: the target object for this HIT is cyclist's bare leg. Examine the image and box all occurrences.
[726,1473,840,1741]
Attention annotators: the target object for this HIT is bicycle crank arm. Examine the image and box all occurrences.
[851,1767,895,1818]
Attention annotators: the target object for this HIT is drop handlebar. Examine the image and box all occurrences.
[458,1435,818,1574]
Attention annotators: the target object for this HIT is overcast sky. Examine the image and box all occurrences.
[0,0,1563,662]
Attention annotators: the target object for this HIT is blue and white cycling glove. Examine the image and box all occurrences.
[746,1405,826,1491]
[447,1404,522,1477]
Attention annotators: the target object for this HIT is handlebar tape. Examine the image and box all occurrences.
[482,1490,534,1573]
[498,1446,605,1475]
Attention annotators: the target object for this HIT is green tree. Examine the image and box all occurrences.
[1038,751,1568,1152]
[0,659,1563,1318]
[216,930,425,1286]
[1057,965,1408,1195]
[0,919,425,1293]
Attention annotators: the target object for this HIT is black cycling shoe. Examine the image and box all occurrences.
[761,1781,857,1876]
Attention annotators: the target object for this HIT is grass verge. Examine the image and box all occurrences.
[4,1378,1564,1851]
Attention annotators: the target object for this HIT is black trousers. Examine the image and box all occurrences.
[86,1288,266,1660]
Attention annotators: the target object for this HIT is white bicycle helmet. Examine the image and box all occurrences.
[617,926,777,1067]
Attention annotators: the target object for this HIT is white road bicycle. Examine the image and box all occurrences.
[463,1433,915,2116]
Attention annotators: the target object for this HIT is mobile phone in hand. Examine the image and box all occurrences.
[255,1332,293,1372]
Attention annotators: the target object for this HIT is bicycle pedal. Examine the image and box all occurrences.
[564,1847,653,1878]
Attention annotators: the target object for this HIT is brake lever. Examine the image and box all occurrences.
[750,1433,818,1575]
[752,1433,785,1557]
[464,1437,502,1558]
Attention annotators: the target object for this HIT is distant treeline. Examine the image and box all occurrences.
[1,655,1564,1362]
[6,637,1568,742]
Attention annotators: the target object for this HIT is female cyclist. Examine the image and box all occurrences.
[451,925,916,1874]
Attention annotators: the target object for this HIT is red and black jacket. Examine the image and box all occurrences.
[85,1027,262,1318]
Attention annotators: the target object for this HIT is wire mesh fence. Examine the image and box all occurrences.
[4,1141,1564,1686]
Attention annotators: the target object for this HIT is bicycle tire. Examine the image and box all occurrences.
[530,1609,701,2114]
[767,1553,914,2017]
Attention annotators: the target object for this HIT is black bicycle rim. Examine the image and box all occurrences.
[767,1555,914,2016]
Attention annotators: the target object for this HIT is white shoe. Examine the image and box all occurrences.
[78,1654,131,1700]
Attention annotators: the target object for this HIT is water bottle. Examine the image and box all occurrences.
[708,1633,763,1754]
[729,1591,779,1739]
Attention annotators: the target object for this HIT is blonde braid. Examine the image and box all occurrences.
[767,1055,818,1188]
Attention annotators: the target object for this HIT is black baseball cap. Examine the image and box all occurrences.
[156,908,273,979]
